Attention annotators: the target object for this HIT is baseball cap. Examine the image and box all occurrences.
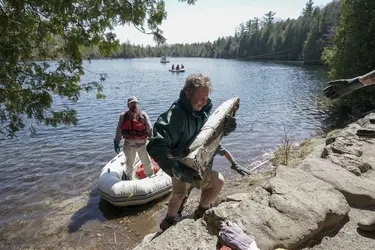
[128,96,138,104]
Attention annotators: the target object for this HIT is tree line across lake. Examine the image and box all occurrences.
[86,0,339,65]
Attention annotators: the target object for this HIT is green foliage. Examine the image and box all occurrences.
[303,7,323,64]
[324,0,375,115]
[321,47,334,66]
[262,11,276,28]
[306,0,341,65]
[101,1,341,62]
[303,0,314,17]
[325,0,375,79]
[0,0,196,137]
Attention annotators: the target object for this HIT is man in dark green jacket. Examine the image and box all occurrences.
[147,73,236,231]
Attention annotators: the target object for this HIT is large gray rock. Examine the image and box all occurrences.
[302,114,375,208]
[326,153,371,176]
[134,166,349,250]
[321,113,375,176]
[301,150,375,208]
[360,137,375,171]
[203,166,349,250]
[356,113,375,137]
[326,135,363,157]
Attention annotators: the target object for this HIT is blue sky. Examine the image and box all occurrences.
[114,0,333,46]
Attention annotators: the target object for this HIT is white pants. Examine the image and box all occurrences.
[123,142,153,179]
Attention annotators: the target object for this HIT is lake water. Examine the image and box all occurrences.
[0,58,333,248]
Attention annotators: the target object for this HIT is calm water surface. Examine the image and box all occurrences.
[0,58,333,246]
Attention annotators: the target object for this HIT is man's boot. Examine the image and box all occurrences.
[193,205,209,220]
[159,215,176,231]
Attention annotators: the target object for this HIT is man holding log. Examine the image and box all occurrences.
[147,73,236,231]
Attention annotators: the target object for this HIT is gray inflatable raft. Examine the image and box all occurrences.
[97,153,172,206]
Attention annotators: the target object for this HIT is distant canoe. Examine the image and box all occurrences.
[169,69,185,73]
[160,60,170,63]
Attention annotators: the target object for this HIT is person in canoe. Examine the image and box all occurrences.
[114,96,154,180]
[171,64,175,70]
[176,64,180,71]
[147,73,237,231]
[181,64,184,69]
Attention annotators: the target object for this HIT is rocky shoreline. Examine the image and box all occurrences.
[2,114,374,250]
[135,113,375,250]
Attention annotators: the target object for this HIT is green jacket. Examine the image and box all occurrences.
[147,90,212,176]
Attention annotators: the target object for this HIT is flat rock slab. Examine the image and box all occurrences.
[301,149,375,208]
[203,166,349,250]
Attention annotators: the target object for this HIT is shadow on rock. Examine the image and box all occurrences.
[357,228,375,239]
[300,215,350,249]
[364,206,375,212]
[348,204,375,211]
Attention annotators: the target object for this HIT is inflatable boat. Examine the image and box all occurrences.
[97,152,172,206]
